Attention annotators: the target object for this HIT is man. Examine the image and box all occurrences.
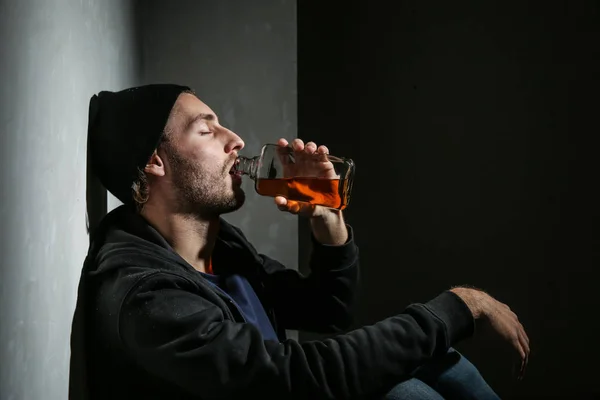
[69,84,529,399]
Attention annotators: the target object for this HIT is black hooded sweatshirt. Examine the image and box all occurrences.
[69,205,474,399]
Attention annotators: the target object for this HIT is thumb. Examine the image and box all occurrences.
[275,196,289,211]
[275,196,301,213]
[274,196,315,216]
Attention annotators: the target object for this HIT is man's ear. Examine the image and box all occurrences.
[144,150,166,177]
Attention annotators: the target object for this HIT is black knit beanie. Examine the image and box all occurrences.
[87,84,192,204]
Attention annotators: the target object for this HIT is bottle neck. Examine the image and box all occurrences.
[235,156,259,180]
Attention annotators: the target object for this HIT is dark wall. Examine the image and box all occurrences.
[298,1,599,398]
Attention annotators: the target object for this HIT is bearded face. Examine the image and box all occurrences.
[162,139,246,218]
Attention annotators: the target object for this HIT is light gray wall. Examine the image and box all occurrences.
[0,1,138,399]
[0,1,296,398]
[137,0,298,270]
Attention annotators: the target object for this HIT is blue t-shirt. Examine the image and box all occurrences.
[201,272,279,342]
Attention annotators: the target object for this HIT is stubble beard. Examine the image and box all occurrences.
[165,147,245,219]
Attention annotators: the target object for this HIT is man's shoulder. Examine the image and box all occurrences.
[91,238,196,286]
[86,243,207,326]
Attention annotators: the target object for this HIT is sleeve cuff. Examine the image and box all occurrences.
[310,224,358,270]
[423,290,475,347]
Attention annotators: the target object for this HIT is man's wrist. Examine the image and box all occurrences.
[449,287,491,319]
[310,209,348,245]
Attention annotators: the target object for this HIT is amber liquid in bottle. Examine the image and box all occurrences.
[255,177,349,210]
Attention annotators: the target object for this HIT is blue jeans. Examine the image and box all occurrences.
[384,348,500,400]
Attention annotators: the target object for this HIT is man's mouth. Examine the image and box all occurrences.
[229,161,242,178]
[228,159,240,175]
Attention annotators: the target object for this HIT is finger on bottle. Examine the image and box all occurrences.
[292,138,304,151]
[317,145,329,154]
[305,142,317,153]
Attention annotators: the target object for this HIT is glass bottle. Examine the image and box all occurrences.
[233,144,355,210]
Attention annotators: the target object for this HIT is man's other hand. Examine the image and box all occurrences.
[450,287,530,381]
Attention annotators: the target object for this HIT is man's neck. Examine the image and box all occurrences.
[141,202,219,274]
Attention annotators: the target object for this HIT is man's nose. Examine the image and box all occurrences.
[225,130,245,154]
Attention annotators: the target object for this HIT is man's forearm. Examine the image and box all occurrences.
[310,209,348,245]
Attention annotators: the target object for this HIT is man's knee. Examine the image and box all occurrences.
[384,378,444,400]
[413,348,500,400]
